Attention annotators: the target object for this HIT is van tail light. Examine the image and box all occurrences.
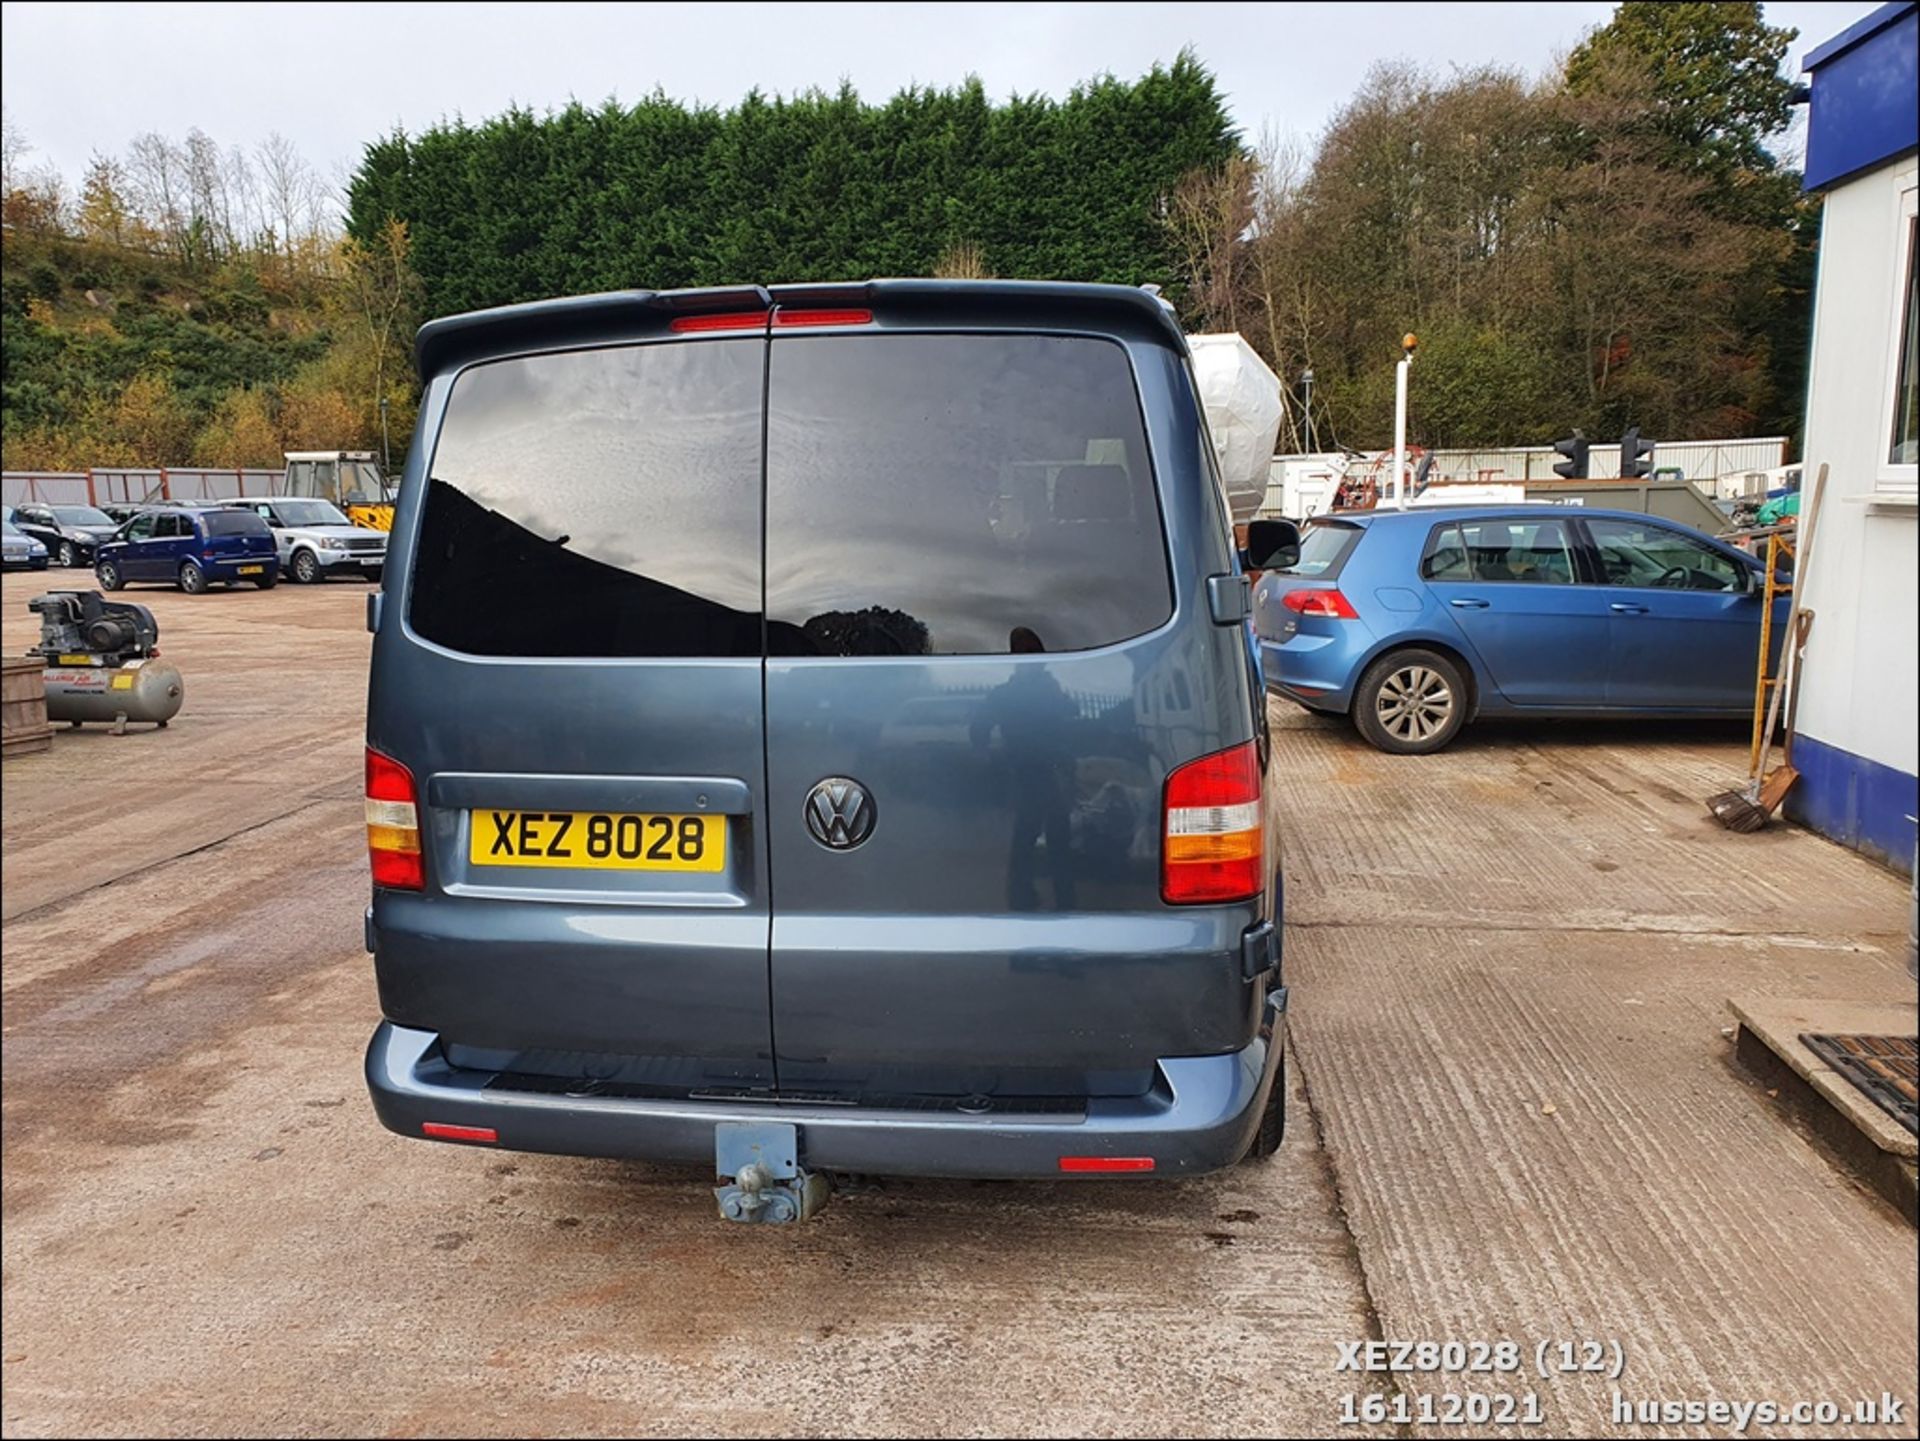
[366,746,423,891]
[1281,587,1359,619]
[1162,741,1264,905]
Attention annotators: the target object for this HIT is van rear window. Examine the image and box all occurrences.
[411,339,765,658]
[765,334,1170,655]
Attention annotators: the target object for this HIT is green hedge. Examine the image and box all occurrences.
[346,56,1239,320]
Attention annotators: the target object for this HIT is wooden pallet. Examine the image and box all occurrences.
[2,655,52,759]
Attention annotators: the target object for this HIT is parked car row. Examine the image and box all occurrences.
[2,497,386,593]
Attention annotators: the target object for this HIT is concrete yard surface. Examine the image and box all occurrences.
[2,567,1915,1437]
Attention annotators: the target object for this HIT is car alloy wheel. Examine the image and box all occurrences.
[1375,663,1454,744]
[292,550,319,584]
[179,560,207,594]
[97,560,123,591]
[58,541,77,567]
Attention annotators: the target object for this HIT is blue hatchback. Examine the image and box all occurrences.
[1254,504,1782,753]
[95,505,280,594]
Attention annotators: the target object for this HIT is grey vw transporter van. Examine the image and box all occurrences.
[363,280,1286,1223]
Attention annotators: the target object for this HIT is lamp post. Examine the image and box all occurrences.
[1391,334,1416,511]
[1300,368,1315,454]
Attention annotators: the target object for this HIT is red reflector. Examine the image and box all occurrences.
[773,307,873,328]
[1281,587,1359,619]
[422,1122,497,1144]
[669,310,767,333]
[1058,1156,1155,1173]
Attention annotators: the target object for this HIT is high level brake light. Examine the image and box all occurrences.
[1161,741,1264,905]
[772,307,873,327]
[1280,588,1359,619]
[668,310,768,333]
[366,746,423,891]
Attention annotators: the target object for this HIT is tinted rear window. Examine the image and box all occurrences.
[411,339,764,658]
[765,334,1169,656]
[1279,521,1361,578]
[203,510,270,537]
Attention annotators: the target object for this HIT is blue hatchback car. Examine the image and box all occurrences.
[95,505,280,594]
[1254,504,1782,753]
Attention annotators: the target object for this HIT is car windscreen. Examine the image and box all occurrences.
[1276,520,1362,578]
[274,500,352,527]
[52,506,114,526]
[764,334,1170,656]
[412,338,765,658]
[202,510,271,537]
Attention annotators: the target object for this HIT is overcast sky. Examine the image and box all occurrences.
[0,0,1882,196]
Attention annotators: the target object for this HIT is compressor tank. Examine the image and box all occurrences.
[42,659,184,730]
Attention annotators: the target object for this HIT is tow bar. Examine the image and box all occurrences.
[713,1122,830,1224]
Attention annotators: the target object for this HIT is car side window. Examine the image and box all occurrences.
[152,514,178,538]
[125,514,156,540]
[1456,517,1575,584]
[1587,518,1746,592]
[1421,525,1471,580]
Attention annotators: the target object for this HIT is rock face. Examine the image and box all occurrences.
[1187,332,1283,524]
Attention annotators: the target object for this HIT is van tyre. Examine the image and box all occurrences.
[255,571,277,589]
[1242,1051,1286,1161]
[1353,648,1468,755]
[291,549,320,584]
[178,560,207,594]
[96,559,124,591]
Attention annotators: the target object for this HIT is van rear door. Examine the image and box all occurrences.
[761,316,1258,1100]
[373,331,778,1088]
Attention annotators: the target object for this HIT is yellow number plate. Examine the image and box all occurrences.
[468,810,724,872]
[238,564,264,575]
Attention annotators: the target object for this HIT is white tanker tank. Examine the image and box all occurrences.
[1187,333,1284,524]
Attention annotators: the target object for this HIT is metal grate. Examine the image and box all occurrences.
[1800,1034,1918,1137]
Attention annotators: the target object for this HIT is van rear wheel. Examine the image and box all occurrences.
[1242,1051,1286,1161]
[1353,648,1468,754]
[178,560,207,594]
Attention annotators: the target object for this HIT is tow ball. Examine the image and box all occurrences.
[713,1122,830,1224]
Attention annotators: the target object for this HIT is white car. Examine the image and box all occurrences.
[234,498,387,584]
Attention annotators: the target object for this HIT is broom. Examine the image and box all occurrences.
[1708,462,1826,832]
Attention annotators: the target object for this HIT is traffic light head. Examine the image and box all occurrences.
[1551,432,1590,480]
[1619,427,1655,479]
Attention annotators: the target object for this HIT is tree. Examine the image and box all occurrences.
[1566,2,1797,207]
[78,153,133,247]
[339,216,423,446]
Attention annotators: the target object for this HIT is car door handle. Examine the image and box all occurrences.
[1610,602,1650,614]
[1449,598,1490,609]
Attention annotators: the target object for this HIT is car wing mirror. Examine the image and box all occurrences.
[1244,518,1302,571]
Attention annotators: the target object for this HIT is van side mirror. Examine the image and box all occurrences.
[1244,518,1302,571]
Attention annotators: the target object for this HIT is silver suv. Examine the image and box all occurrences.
[236,498,387,583]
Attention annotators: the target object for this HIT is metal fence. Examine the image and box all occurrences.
[2,468,285,509]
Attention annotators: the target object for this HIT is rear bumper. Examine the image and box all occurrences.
[365,991,1287,1180]
[1259,637,1360,713]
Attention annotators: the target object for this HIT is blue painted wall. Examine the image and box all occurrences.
[1783,732,1919,874]
[1804,2,1919,191]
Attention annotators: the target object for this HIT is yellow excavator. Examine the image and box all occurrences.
[280,451,398,531]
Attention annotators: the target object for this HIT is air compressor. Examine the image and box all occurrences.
[27,590,184,733]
